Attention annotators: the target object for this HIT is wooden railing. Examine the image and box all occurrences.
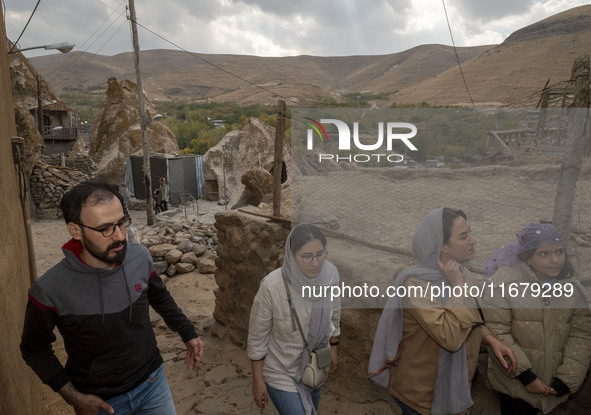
[43,127,78,141]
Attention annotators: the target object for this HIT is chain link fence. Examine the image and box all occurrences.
[290,107,591,307]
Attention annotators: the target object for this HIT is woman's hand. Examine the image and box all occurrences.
[482,334,517,373]
[525,378,555,395]
[329,344,338,374]
[437,259,465,287]
[251,360,268,408]
[252,378,269,409]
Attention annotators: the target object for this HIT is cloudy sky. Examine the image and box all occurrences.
[3,0,589,58]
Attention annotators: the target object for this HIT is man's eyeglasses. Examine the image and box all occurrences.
[298,251,328,265]
[77,215,132,237]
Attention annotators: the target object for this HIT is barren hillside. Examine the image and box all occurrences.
[394,5,591,106]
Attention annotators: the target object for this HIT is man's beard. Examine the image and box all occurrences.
[81,231,127,266]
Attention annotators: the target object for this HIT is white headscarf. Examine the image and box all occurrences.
[368,208,473,415]
[281,223,339,415]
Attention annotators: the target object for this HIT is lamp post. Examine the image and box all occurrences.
[14,42,76,136]
[9,42,75,54]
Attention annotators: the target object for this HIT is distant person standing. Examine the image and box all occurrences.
[158,177,170,212]
[153,189,161,214]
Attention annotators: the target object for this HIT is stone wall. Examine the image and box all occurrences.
[137,216,218,278]
[30,159,93,219]
[212,211,290,346]
[42,153,97,177]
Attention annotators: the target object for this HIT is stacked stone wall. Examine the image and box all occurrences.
[41,153,97,177]
[212,211,290,346]
[138,217,218,279]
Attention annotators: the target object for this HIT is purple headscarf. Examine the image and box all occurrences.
[483,223,564,277]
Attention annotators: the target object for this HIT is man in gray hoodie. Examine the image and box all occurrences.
[20,182,203,415]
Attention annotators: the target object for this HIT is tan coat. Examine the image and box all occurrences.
[483,262,591,413]
[389,271,490,414]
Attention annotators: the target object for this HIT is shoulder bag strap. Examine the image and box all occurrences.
[282,277,310,352]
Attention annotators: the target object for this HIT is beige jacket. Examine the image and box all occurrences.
[389,270,490,414]
[482,262,591,413]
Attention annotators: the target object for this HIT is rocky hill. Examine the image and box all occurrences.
[30,5,591,107]
[90,77,179,183]
[9,47,63,171]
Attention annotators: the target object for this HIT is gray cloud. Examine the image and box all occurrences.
[3,0,587,57]
[450,0,536,22]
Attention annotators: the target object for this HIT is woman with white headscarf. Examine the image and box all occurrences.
[482,222,591,415]
[248,223,340,415]
[369,207,515,415]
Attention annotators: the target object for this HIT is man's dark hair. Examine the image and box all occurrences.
[442,207,467,245]
[60,182,123,224]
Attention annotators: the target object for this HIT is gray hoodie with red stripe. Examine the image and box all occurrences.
[20,239,198,399]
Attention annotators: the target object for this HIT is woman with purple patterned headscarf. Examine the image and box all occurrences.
[482,222,591,415]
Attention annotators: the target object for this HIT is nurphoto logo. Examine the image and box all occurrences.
[302,115,418,164]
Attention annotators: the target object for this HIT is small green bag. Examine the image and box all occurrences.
[313,345,332,369]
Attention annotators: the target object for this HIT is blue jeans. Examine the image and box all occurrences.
[98,364,176,415]
[394,397,424,415]
[266,383,321,415]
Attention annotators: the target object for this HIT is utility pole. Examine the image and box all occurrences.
[552,54,590,243]
[273,100,286,217]
[37,75,43,136]
[128,0,154,225]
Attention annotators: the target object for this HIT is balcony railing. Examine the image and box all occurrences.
[43,127,78,141]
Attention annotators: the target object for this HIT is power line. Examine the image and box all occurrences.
[44,0,128,83]
[53,16,128,82]
[42,1,303,110]
[441,0,475,108]
[7,0,42,54]
[131,17,304,108]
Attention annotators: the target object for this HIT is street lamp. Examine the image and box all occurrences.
[9,42,75,54]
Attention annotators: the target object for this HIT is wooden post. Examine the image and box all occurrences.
[37,75,43,136]
[273,100,286,218]
[536,79,550,140]
[129,0,154,225]
[552,55,590,243]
